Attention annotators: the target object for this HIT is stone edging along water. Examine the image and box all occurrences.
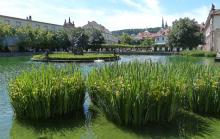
[31,55,121,63]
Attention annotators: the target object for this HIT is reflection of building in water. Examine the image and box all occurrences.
[0,14,63,32]
[83,21,118,44]
[203,4,220,52]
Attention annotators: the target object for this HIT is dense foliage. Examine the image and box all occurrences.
[0,24,70,52]
[8,65,85,120]
[89,30,105,46]
[180,50,216,57]
[168,18,204,50]
[88,61,220,127]
[140,38,154,46]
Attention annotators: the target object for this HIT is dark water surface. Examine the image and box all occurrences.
[0,55,219,139]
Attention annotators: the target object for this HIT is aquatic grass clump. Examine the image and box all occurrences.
[180,50,216,57]
[187,66,220,115]
[8,65,85,120]
[87,61,220,127]
[87,62,184,126]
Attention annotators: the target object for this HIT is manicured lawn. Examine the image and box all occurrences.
[32,53,119,61]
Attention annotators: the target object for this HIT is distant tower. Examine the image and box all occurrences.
[69,17,71,24]
[162,17,165,28]
[64,17,75,28]
[165,21,168,28]
[64,19,67,26]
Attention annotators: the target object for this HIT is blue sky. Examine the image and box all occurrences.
[0,0,219,31]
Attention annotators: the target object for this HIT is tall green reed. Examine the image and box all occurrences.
[8,65,85,120]
[87,61,220,127]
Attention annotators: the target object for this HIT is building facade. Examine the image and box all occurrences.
[0,15,63,32]
[136,28,169,45]
[203,5,220,52]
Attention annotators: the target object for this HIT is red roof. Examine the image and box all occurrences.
[137,28,170,39]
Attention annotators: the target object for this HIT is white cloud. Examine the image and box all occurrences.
[0,0,211,31]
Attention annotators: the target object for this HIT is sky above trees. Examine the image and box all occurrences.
[0,0,219,31]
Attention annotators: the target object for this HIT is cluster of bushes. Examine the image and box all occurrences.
[180,50,216,57]
[0,24,70,52]
[9,65,85,120]
[87,62,220,126]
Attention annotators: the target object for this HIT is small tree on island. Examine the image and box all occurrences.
[168,17,204,51]
[89,30,105,47]
[65,27,89,55]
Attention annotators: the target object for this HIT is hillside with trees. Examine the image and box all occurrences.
[112,27,161,36]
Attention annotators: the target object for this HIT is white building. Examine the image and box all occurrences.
[154,28,169,45]
[0,15,63,32]
[203,5,220,52]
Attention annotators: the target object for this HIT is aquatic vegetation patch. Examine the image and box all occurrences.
[180,50,216,57]
[8,65,85,120]
[87,61,220,127]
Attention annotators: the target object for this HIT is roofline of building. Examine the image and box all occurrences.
[0,14,63,27]
[204,9,220,31]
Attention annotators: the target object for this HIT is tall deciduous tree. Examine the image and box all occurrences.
[120,33,132,45]
[168,18,204,50]
[89,30,105,46]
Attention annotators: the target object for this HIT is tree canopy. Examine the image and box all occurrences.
[168,18,204,50]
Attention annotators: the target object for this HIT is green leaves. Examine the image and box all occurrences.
[168,18,204,49]
[87,61,220,127]
[8,65,85,120]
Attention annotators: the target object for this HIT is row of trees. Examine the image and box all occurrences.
[0,24,70,52]
[119,33,154,46]
[118,18,204,50]
[0,24,105,52]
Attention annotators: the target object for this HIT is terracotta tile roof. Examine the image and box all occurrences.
[137,28,170,39]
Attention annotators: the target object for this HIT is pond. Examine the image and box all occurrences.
[1,55,220,139]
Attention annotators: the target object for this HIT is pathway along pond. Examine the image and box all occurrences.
[1,55,220,139]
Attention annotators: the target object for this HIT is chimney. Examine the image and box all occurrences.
[29,16,32,20]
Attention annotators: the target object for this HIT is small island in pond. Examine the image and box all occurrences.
[32,53,120,62]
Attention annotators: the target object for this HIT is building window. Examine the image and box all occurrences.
[16,21,21,27]
[4,20,10,24]
[162,37,164,41]
[157,38,159,41]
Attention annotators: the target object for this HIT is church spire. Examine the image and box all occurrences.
[162,17,165,28]
[165,21,168,28]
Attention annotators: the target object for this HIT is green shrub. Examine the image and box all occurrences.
[180,50,216,57]
[8,65,85,120]
[87,61,220,127]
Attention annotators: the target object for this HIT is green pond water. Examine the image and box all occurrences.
[1,55,220,139]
